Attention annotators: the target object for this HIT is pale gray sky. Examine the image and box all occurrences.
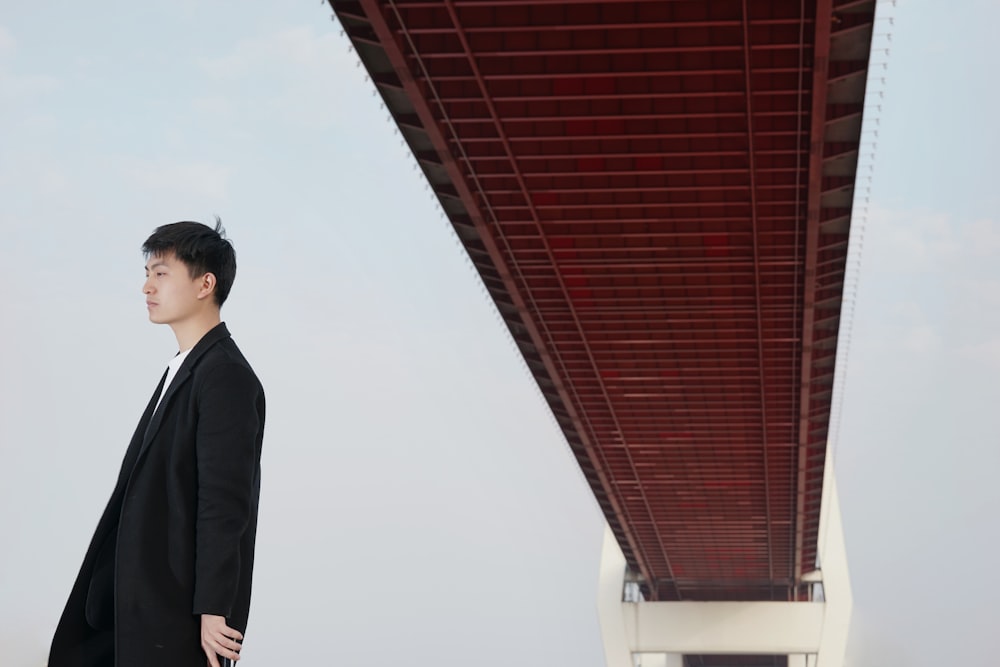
[0,2,996,666]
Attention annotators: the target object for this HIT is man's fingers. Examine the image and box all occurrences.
[201,615,243,663]
[218,634,242,653]
[218,623,243,658]
[211,638,241,660]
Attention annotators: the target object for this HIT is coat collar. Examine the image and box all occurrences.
[178,321,231,371]
[139,322,232,455]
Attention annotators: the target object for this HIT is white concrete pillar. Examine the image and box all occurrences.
[634,654,683,667]
[636,653,664,667]
[597,525,633,667]
[815,464,853,667]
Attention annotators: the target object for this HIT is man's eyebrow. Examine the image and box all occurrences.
[144,261,169,271]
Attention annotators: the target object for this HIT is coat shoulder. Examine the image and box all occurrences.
[192,338,263,393]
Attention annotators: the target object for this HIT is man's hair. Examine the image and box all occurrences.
[142,218,237,307]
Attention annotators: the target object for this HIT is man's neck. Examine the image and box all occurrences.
[170,312,222,352]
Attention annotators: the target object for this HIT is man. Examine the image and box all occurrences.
[49,220,265,667]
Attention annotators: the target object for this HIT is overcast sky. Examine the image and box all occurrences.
[0,2,996,666]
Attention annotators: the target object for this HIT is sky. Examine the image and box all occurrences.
[0,1,996,666]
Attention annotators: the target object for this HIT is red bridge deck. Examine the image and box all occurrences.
[332,0,874,609]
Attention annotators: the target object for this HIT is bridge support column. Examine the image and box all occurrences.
[814,459,852,667]
[597,525,634,667]
[595,462,851,666]
[636,653,683,667]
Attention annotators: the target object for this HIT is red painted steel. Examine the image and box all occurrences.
[332,0,873,614]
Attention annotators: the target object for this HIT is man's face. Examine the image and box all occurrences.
[143,253,209,326]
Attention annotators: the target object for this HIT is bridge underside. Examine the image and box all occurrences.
[331,0,872,612]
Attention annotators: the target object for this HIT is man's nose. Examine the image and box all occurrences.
[142,277,154,294]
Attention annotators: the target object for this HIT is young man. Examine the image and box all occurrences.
[49,220,265,667]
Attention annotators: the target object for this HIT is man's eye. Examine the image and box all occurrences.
[157,272,166,277]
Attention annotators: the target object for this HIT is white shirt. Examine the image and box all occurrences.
[154,348,193,413]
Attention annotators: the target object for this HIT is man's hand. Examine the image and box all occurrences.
[201,613,243,666]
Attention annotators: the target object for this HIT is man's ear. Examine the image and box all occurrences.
[197,272,217,301]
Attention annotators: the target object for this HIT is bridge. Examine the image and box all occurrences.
[329,1,874,665]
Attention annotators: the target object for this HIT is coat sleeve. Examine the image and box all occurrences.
[191,362,263,617]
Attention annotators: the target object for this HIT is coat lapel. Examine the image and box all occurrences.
[137,322,232,460]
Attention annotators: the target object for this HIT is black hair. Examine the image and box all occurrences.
[142,217,237,307]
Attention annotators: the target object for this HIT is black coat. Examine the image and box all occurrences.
[50,323,265,667]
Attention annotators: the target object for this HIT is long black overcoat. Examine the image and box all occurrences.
[49,323,265,666]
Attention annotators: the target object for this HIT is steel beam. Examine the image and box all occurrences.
[795,0,834,584]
